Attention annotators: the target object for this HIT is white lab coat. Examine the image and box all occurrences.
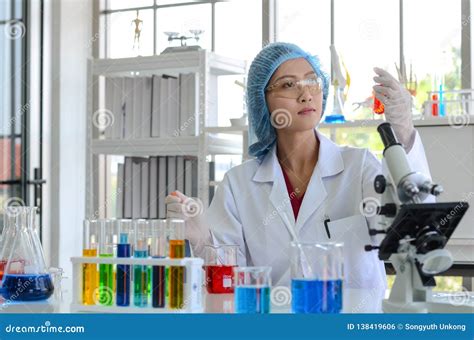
[199,128,433,289]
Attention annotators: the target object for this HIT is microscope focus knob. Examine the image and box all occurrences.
[374,175,386,194]
[378,203,397,217]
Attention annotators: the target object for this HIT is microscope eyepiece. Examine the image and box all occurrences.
[377,122,402,149]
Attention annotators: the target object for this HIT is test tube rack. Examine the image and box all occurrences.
[70,256,203,313]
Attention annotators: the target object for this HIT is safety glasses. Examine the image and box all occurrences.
[265,76,323,99]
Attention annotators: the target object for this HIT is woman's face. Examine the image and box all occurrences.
[265,58,323,133]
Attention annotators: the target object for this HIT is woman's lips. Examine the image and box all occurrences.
[297,108,315,115]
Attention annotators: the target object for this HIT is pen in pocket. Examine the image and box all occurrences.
[323,215,331,239]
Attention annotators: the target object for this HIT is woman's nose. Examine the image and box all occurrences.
[298,87,313,103]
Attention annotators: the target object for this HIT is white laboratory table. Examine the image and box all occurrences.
[0,287,384,314]
[2,286,472,314]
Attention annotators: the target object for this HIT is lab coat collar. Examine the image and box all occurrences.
[252,129,344,233]
[252,129,344,183]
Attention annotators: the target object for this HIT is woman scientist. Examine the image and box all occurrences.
[165,42,432,289]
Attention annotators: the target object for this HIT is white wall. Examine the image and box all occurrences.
[417,123,474,263]
[44,0,92,292]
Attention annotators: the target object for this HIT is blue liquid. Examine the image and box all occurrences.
[116,243,131,306]
[324,114,346,124]
[235,286,270,314]
[1,274,54,301]
[291,279,342,314]
[133,250,148,307]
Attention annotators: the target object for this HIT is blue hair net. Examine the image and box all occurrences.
[246,42,330,158]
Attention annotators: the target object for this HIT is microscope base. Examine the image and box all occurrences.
[383,299,474,313]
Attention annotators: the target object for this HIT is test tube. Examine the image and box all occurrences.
[290,242,343,314]
[373,93,384,114]
[150,219,167,308]
[133,219,149,307]
[169,219,185,309]
[98,219,116,306]
[234,266,271,313]
[82,220,99,305]
[116,219,133,307]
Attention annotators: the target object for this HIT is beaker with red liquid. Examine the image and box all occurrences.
[204,245,238,294]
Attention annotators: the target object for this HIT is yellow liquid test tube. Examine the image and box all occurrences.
[82,220,99,305]
[169,219,186,309]
[169,240,185,308]
[82,248,98,305]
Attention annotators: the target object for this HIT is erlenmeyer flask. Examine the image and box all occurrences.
[0,207,54,301]
[0,207,23,284]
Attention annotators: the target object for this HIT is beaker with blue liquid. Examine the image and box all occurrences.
[291,242,343,314]
[0,207,54,301]
[234,266,271,314]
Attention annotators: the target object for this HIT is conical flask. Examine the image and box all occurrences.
[0,213,17,281]
[0,207,54,301]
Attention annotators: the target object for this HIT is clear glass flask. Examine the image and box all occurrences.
[0,207,54,301]
[0,213,17,281]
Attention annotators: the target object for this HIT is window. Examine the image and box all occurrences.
[0,0,44,233]
[277,0,331,71]
[334,0,400,121]
[404,0,462,111]
[0,0,25,230]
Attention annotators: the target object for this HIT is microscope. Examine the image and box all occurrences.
[365,122,472,313]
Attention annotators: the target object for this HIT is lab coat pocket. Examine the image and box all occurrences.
[326,214,384,289]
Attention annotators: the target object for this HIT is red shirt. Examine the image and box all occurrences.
[280,165,305,220]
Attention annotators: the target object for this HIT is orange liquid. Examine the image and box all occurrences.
[373,96,384,114]
[82,248,98,305]
[169,240,185,259]
[169,240,185,309]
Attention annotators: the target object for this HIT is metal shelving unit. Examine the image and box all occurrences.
[85,50,246,218]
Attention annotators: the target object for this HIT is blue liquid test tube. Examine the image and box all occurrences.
[133,220,149,307]
[116,219,133,307]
